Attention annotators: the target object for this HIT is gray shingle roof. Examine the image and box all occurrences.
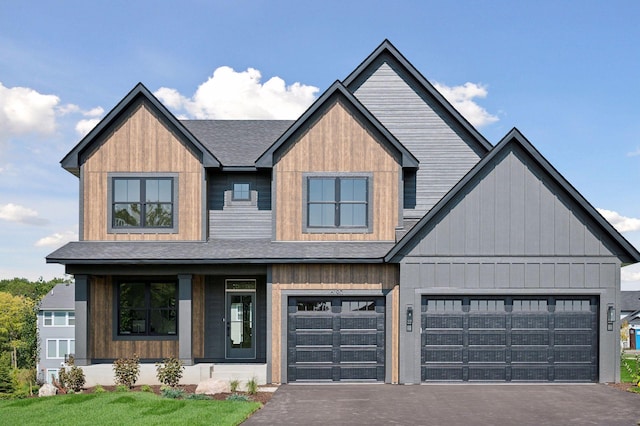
[39,283,75,310]
[621,291,640,312]
[182,120,293,167]
[46,240,395,264]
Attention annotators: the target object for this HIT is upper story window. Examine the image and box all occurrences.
[232,183,250,201]
[108,174,178,233]
[43,311,75,326]
[305,175,370,230]
[117,281,177,336]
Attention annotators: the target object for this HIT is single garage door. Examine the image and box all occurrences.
[422,296,598,382]
[287,296,385,382]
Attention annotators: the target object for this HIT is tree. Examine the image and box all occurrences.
[0,292,31,369]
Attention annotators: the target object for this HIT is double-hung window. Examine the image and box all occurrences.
[117,281,177,336]
[306,176,369,229]
[43,311,75,326]
[112,177,174,229]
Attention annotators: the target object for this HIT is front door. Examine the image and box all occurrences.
[226,279,256,359]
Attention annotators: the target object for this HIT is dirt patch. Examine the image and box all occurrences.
[84,384,273,404]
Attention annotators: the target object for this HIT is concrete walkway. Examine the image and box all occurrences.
[244,384,640,426]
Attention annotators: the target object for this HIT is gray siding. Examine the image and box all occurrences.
[353,61,484,217]
[208,172,272,239]
[401,145,615,258]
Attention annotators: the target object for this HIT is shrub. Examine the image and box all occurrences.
[93,385,106,394]
[186,393,211,400]
[623,354,640,386]
[226,393,250,402]
[155,357,184,388]
[113,354,140,388]
[115,385,129,392]
[140,384,153,393]
[246,377,258,395]
[161,387,185,399]
[229,379,240,393]
[59,356,85,392]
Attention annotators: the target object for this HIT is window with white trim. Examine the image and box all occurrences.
[46,339,75,359]
[43,311,75,326]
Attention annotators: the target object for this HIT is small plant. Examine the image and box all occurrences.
[161,387,185,399]
[93,385,106,394]
[622,353,640,386]
[155,357,184,388]
[140,384,153,393]
[113,354,140,388]
[226,393,250,402]
[229,379,240,393]
[186,393,211,400]
[58,356,86,392]
[115,384,129,393]
[246,377,258,395]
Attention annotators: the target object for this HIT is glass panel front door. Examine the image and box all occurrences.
[226,292,255,359]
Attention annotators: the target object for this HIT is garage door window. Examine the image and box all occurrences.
[513,299,547,311]
[555,299,590,311]
[342,300,376,312]
[296,300,331,312]
[469,300,504,312]
[425,299,462,312]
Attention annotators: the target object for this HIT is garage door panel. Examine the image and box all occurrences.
[288,296,385,382]
[422,296,598,382]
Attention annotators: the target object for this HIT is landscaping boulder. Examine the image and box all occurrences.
[195,379,230,395]
[39,383,57,397]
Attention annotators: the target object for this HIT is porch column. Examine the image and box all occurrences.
[74,275,90,366]
[178,274,193,365]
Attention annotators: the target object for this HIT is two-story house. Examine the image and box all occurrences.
[47,40,640,385]
[37,283,75,384]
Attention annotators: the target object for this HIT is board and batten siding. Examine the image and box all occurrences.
[399,145,618,259]
[82,102,203,241]
[274,101,400,241]
[270,264,399,384]
[353,60,484,217]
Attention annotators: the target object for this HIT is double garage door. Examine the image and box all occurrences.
[287,297,385,382]
[422,296,598,382]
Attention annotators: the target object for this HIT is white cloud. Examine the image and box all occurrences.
[0,82,60,140]
[75,118,101,137]
[597,208,640,233]
[34,230,78,248]
[155,66,319,120]
[627,148,640,157]
[433,82,499,127]
[0,203,48,225]
[84,106,104,117]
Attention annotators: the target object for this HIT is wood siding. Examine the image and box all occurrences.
[89,276,178,360]
[192,275,205,359]
[353,61,483,217]
[275,101,400,241]
[82,102,203,241]
[270,264,399,383]
[403,145,616,258]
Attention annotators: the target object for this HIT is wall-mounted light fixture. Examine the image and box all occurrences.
[406,306,413,332]
[607,305,615,331]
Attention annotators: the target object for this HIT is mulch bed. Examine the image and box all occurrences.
[607,382,640,395]
[84,384,274,405]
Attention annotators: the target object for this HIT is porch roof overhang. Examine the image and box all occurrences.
[46,239,395,265]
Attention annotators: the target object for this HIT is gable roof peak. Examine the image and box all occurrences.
[60,82,220,175]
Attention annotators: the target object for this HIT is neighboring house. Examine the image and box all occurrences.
[37,283,75,383]
[47,40,640,384]
[621,291,640,319]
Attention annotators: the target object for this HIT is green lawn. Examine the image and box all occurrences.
[0,392,261,426]
[621,357,639,384]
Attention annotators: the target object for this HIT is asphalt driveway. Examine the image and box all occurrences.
[244,384,640,426]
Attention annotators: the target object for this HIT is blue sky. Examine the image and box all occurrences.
[1,0,639,288]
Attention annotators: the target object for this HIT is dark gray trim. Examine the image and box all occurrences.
[178,274,193,365]
[255,81,418,169]
[201,166,208,241]
[386,128,640,264]
[74,275,89,366]
[61,83,219,175]
[302,172,374,234]
[266,266,273,384]
[79,167,84,241]
[342,39,492,154]
[107,172,179,234]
